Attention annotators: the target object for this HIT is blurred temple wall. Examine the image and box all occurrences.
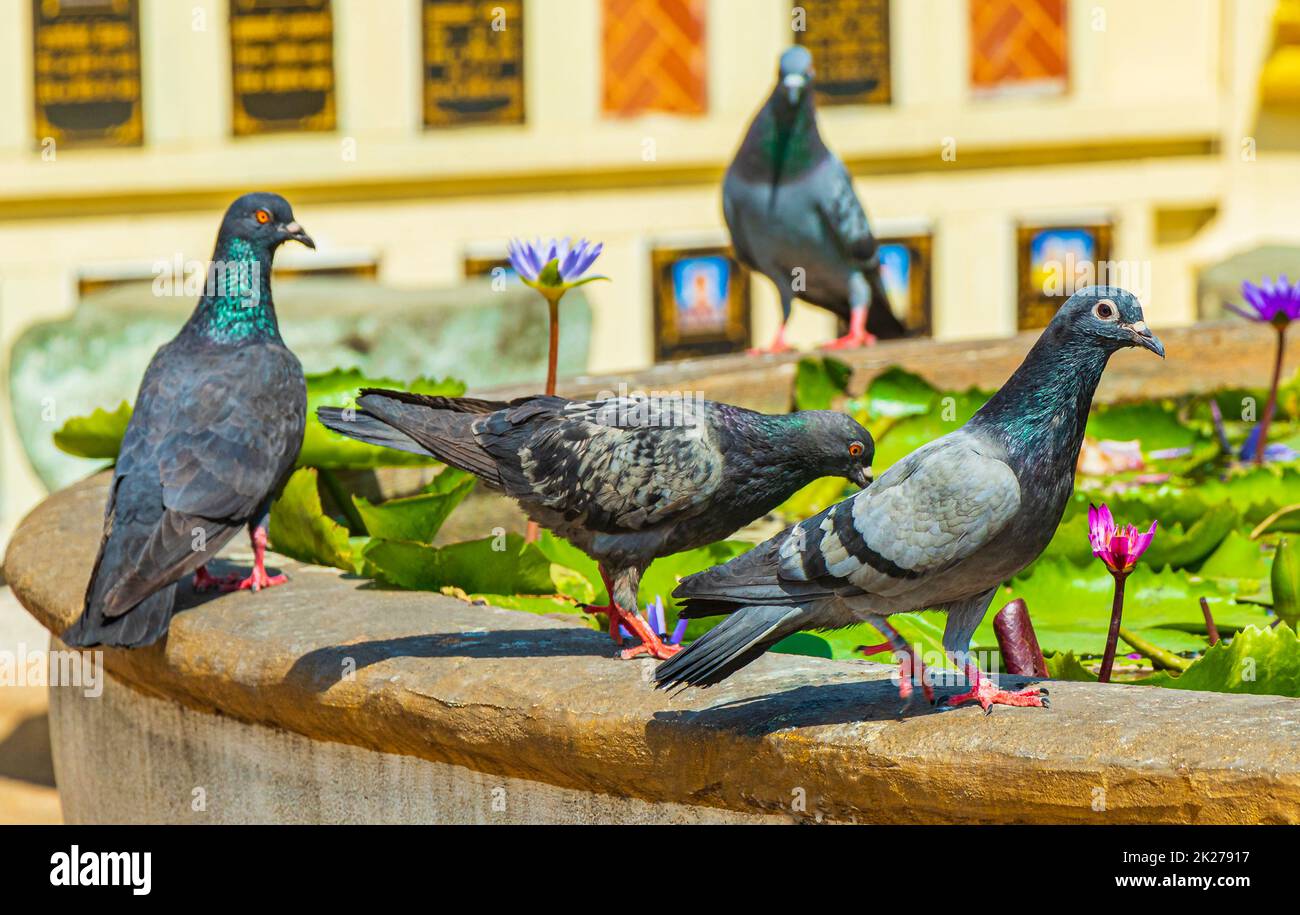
[1,0,1298,539]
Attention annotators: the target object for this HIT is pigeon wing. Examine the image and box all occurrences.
[780,434,1022,598]
[815,161,880,269]
[91,344,306,619]
[483,396,726,533]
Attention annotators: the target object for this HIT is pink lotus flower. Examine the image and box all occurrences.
[1088,504,1157,575]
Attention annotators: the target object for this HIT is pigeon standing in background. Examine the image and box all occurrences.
[724,45,905,354]
[319,392,874,660]
[657,287,1165,711]
[63,193,313,649]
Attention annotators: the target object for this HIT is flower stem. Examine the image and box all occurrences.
[1254,325,1287,466]
[544,294,561,397]
[1117,626,1191,672]
[1098,572,1129,683]
[1199,596,1221,646]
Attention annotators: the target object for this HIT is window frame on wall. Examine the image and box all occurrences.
[793,0,893,107]
[1016,220,1114,331]
[229,0,338,137]
[969,0,1070,100]
[32,0,145,149]
[651,242,751,363]
[421,0,526,129]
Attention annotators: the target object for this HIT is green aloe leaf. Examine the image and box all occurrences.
[350,468,475,543]
[1138,623,1300,698]
[300,368,466,469]
[793,356,853,411]
[52,401,132,459]
[363,534,556,595]
[268,467,363,574]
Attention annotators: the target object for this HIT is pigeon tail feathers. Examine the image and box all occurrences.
[62,585,176,649]
[654,604,811,689]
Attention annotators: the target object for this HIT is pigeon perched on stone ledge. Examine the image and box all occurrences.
[656,286,1165,712]
[319,391,874,660]
[724,45,906,354]
[63,193,313,649]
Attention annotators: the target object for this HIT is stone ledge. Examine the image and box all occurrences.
[7,475,1300,824]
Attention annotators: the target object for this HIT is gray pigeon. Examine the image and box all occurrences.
[318,392,874,660]
[63,193,313,649]
[724,45,905,353]
[656,287,1165,711]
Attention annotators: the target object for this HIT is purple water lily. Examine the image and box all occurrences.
[1233,277,1299,466]
[507,237,604,288]
[506,237,607,402]
[1233,277,1300,327]
[1089,503,1158,683]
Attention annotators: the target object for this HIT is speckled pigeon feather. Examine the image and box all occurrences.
[319,390,874,611]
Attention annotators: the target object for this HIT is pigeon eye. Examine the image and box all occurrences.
[848,442,864,458]
[1094,300,1117,321]
[254,209,272,225]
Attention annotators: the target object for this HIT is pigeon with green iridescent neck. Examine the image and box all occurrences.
[657,287,1166,713]
[724,45,905,354]
[63,193,313,649]
[319,391,874,661]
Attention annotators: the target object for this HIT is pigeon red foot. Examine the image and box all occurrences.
[195,527,288,594]
[582,600,681,660]
[748,325,793,356]
[856,619,934,707]
[939,662,1049,715]
[823,308,876,350]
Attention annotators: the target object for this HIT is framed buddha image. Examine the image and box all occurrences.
[1017,222,1114,330]
[652,245,751,362]
[877,233,933,336]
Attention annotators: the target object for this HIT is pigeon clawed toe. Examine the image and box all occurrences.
[319,391,875,661]
[656,287,1166,715]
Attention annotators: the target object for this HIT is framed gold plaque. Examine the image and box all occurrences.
[230,0,336,136]
[32,0,144,148]
[652,246,751,362]
[423,0,525,128]
[795,0,892,106]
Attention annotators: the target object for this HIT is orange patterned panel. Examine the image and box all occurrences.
[970,0,1068,92]
[602,0,707,116]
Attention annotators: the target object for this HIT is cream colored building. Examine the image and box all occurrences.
[0,0,1297,539]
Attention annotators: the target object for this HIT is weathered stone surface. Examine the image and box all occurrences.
[7,475,1300,824]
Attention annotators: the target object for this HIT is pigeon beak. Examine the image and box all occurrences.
[1127,321,1165,359]
[783,73,806,105]
[283,221,316,250]
[851,465,874,489]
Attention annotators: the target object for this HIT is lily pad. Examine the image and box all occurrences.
[1085,400,1202,452]
[855,367,937,420]
[1138,623,1300,698]
[793,356,853,411]
[268,467,363,574]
